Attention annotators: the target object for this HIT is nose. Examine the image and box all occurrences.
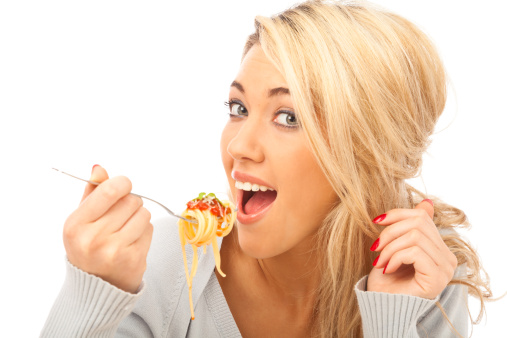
[227,118,265,163]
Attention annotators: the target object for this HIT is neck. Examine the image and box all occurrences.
[218,231,322,337]
[221,229,322,310]
[257,237,322,303]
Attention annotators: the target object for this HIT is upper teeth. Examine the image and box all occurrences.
[235,181,274,192]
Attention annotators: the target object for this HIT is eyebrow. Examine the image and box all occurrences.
[230,81,290,97]
[268,87,290,97]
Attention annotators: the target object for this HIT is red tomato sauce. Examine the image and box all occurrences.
[187,198,231,217]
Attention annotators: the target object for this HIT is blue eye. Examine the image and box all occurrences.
[273,111,299,128]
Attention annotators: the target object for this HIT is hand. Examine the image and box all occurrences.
[366,200,458,299]
[63,165,153,293]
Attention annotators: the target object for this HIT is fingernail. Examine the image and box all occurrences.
[372,256,379,266]
[370,238,380,251]
[422,198,433,206]
[383,262,389,274]
[372,214,386,224]
[92,164,100,172]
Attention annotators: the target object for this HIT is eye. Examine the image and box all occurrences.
[273,111,299,128]
[225,100,248,117]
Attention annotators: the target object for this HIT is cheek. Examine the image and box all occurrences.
[220,125,233,169]
[279,145,336,230]
[220,124,236,193]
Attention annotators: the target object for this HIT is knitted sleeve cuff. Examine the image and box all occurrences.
[354,275,439,338]
[40,258,145,338]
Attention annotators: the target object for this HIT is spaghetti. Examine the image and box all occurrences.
[177,192,236,320]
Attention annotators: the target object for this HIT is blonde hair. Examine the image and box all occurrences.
[242,0,492,336]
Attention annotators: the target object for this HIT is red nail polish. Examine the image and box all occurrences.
[372,256,379,266]
[422,199,433,206]
[372,214,386,224]
[370,238,380,251]
[383,262,389,274]
[92,164,100,171]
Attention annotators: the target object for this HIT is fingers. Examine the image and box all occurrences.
[63,168,153,294]
[373,214,446,253]
[373,225,457,278]
[381,246,453,299]
[95,194,144,234]
[81,165,109,203]
[72,175,133,224]
[373,200,434,226]
[415,199,434,219]
[383,246,437,277]
[369,199,458,299]
[113,206,152,245]
[373,228,443,269]
[131,218,154,258]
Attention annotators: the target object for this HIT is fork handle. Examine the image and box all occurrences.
[52,168,197,224]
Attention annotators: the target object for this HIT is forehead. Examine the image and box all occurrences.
[234,44,287,88]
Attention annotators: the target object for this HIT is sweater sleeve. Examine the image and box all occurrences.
[40,258,150,338]
[40,216,195,338]
[355,266,468,338]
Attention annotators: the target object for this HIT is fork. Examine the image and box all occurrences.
[52,168,198,224]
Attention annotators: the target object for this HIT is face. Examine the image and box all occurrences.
[220,44,337,259]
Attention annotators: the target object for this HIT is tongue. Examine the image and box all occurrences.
[244,190,277,215]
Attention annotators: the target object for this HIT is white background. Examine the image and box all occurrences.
[1,0,506,336]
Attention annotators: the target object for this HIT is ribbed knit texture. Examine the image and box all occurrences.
[41,217,468,337]
[355,276,436,338]
[41,260,144,338]
[355,269,468,338]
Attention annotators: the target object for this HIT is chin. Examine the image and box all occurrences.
[234,224,287,259]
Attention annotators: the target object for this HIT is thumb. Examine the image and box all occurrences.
[415,199,434,219]
[80,164,109,203]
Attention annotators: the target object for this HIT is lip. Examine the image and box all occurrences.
[236,189,276,225]
[231,170,275,190]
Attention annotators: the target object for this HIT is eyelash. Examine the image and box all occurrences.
[224,100,299,130]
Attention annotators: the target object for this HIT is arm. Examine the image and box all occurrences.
[359,200,468,337]
[355,268,468,338]
[40,259,152,338]
[41,215,190,338]
[41,165,154,337]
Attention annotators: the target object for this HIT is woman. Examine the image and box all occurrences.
[42,0,491,336]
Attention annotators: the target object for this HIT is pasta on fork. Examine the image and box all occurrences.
[178,193,236,319]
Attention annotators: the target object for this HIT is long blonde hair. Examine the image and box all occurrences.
[242,0,492,336]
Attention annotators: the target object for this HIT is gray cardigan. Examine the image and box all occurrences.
[41,217,468,337]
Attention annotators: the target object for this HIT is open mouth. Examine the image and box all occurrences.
[239,189,278,216]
